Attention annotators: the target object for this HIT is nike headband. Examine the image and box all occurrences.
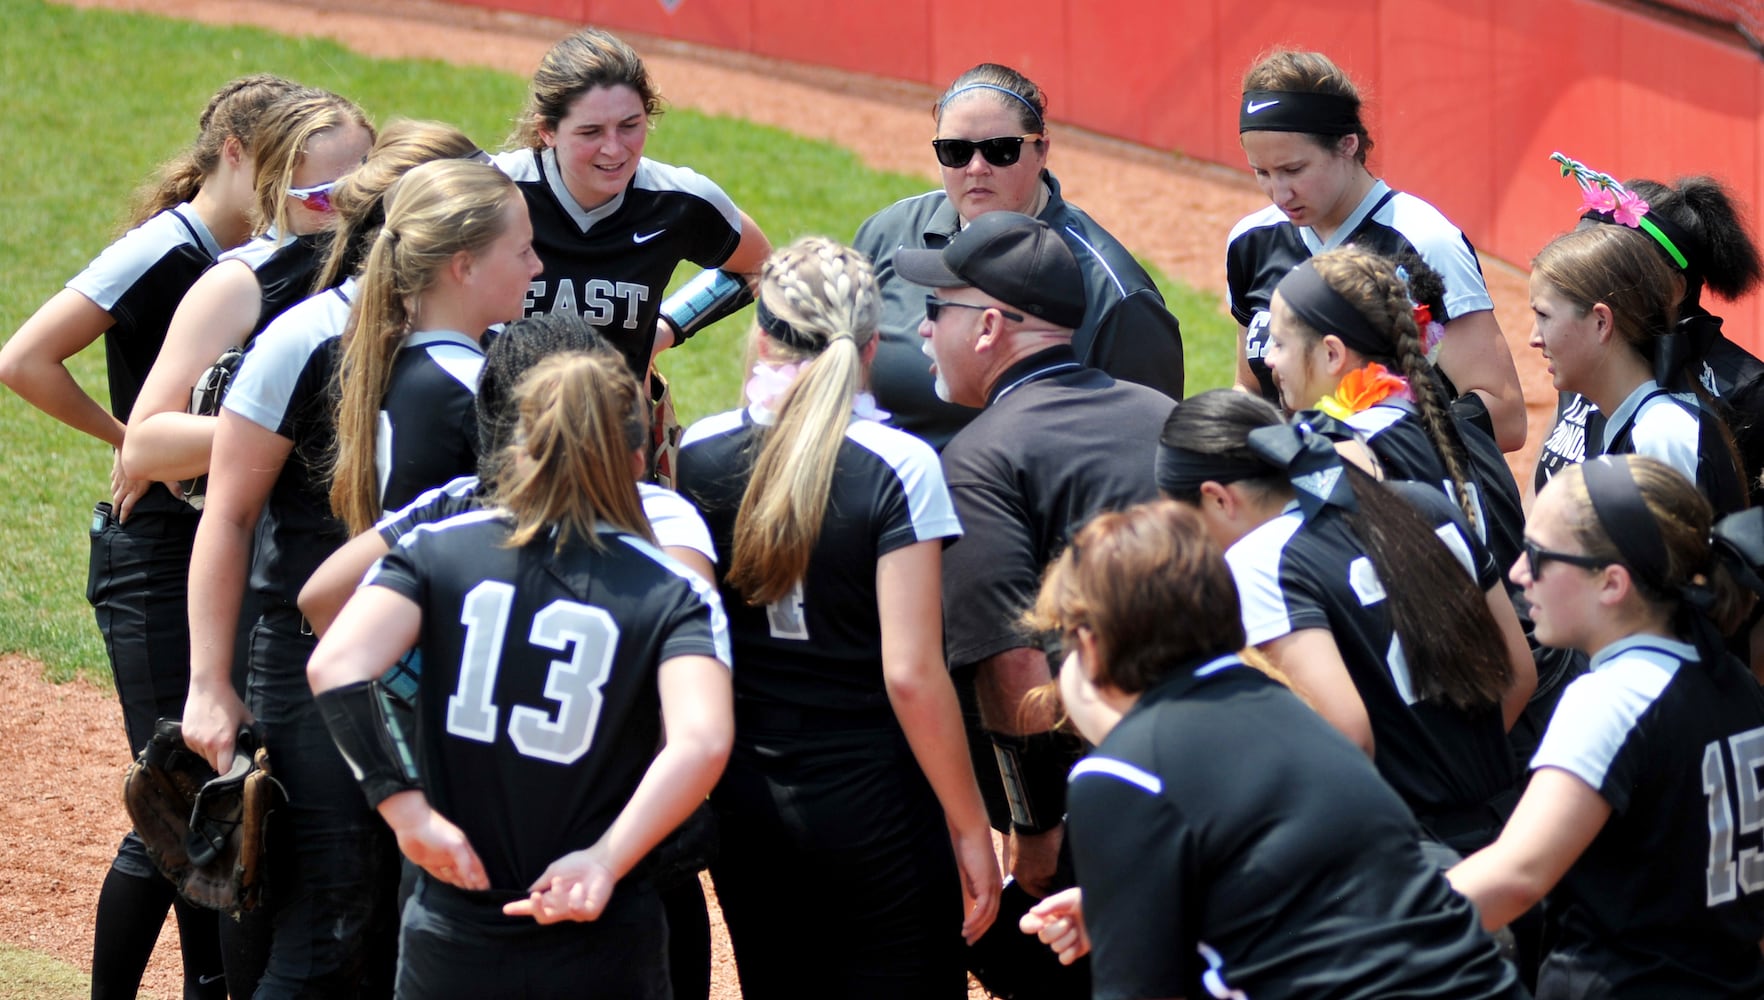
[1239,90,1362,135]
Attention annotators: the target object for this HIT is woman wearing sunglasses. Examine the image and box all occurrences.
[1229,50,1526,452]
[121,87,373,487]
[1449,454,1764,999]
[0,73,300,1000]
[854,63,1184,449]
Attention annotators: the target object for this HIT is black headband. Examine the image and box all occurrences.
[1277,260,1389,357]
[1156,420,1356,520]
[1581,456,1671,596]
[755,296,819,352]
[1239,90,1362,136]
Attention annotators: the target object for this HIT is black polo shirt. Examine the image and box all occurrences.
[940,346,1173,669]
[1069,655,1524,1000]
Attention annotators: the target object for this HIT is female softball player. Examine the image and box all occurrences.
[494,27,771,482]
[675,236,1001,996]
[1018,500,1526,999]
[120,87,373,487]
[307,349,734,1000]
[1449,455,1764,998]
[179,132,510,997]
[1261,246,1524,571]
[1160,390,1534,853]
[0,72,298,1000]
[1229,49,1526,451]
[853,62,1184,448]
[1528,223,1747,516]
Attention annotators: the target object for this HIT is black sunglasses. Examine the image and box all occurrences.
[931,133,1044,169]
[924,295,1024,323]
[1522,538,1609,578]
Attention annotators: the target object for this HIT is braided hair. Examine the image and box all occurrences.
[728,236,881,604]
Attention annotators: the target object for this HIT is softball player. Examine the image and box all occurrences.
[1450,455,1764,998]
[0,73,298,1000]
[1529,224,1747,517]
[1021,500,1527,1000]
[1160,391,1534,853]
[307,349,734,1000]
[854,62,1184,449]
[179,126,495,997]
[1229,50,1526,451]
[675,237,1001,997]
[1262,247,1524,572]
[121,87,373,487]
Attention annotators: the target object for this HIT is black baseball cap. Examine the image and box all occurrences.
[896,212,1086,329]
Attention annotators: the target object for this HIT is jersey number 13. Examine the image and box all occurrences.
[445,580,618,766]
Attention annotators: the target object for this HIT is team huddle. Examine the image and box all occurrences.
[7,20,1764,1000]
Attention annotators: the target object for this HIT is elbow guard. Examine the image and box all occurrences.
[659,268,753,345]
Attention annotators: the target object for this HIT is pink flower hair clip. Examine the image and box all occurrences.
[1552,151,1687,268]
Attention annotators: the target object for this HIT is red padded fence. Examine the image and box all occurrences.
[457,0,1764,344]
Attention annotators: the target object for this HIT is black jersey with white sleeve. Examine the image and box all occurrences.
[375,331,485,517]
[676,407,960,713]
[493,149,742,380]
[1529,635,1764,998]
[367,511,730,892]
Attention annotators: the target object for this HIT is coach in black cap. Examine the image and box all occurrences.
[899,212,1174,985]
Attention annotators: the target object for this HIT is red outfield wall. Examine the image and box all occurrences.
[462,0,1764,342]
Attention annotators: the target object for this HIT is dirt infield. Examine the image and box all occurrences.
[11,2,1558,995]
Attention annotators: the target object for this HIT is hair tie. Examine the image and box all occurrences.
[1239,89,1362,136]
[1276,259,1389,357]
[941,83,1044,131]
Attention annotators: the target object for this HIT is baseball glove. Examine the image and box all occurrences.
[122,719,285,915]
[178,345,244,508]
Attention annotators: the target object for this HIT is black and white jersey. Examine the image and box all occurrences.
[1225,490,1517,821]
[1695,311,1764,504]
[1334,400,1524,573]
[493,148,742,380]
[1068,657,1522,1000]
[66,203,222,424]
[368,510,730,892]
[854,170,1185,449]
[940,349,1172,670]
[217,231,328,341]
[379,475,716,567]
[223,279,354,606]
[1228,180,1494,400]
[1538,382,1746,516]
[676,407,960,713]
[1530,635,1764,998]
[374,330,484,517]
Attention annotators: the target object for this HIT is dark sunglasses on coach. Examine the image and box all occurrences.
[924,295,1024,323]
[931,133,1045,169]
[1522,538,1609,577]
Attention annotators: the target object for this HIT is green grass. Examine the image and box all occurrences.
[0,945,107,1000]
[0,0,1235,683]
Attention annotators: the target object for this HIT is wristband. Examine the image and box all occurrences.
[990,729,1083,835]
[315,680,421,806]
[658,268,753,345]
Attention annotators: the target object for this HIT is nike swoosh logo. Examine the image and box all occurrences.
[633,230,665,244]
[199,973,226,985]
[1246,99,1280,114]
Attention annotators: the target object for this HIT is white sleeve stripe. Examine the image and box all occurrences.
[845,420,962,540]
[1061,225,1127,297]
[374,476,480,532]
[1070,757,1163,795]
[616,533,734,668]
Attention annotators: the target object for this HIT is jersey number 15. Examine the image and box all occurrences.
[1703,725,1764,906]
[445,580,618,766]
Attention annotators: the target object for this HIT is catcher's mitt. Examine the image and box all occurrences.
[122,720,285,915]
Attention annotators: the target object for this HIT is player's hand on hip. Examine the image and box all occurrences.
[1008,823,1064,898]
[379,793,489,891]
[952,822,1003,944]
[1020,887,1090,965]
[504,849,616,924]
[180,683,252,773]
